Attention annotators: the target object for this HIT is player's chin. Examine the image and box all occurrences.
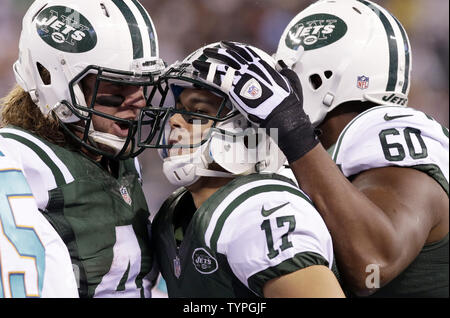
[168,147,184,157]
[98,141,131,157]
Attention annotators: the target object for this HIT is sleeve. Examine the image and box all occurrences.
[216,184,334,296]
[0,138,78,298]
[333,106,449,193]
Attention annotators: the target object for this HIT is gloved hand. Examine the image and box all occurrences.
[192,41,318,163]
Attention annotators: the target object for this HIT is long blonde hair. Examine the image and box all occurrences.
[1,84,72,147]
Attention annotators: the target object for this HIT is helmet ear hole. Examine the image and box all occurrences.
[324,71,333,79]
[36,62,51,85]
[309,74,322,90]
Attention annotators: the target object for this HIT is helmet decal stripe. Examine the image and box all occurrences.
[391,15,411,94]
[130,0,157,56]
[358,0,398,92]
[111,0,144,59]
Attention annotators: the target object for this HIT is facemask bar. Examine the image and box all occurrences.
[137,62,239,151]
[58,65,160,159]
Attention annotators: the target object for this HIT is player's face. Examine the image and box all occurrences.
[80,74,147,154]
[167,88,226,157]
[82,74,146,137]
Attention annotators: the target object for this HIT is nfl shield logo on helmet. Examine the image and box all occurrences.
[119,186,132,205]
[357,75,369,90]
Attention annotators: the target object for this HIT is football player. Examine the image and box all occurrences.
[0,135,78,298]
[190,0,449,297]
[138,43,345,297]
[0,0,165,297]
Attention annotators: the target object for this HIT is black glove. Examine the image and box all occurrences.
[192,41,318,162]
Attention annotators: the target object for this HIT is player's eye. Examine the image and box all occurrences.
[96,95,125,107]
[193,108,208,115]
[181,113,210,125]
[175,101,185,111]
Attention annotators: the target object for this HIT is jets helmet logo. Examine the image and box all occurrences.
[285,14,347,51]
[35,6,97,53]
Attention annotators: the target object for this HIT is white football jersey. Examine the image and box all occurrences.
[153,173,336,297]
[331,106,449,192]
[0,136,78,298]
[211,176,334,290]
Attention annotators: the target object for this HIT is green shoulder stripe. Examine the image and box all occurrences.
[0,132,66,186]
[248,251,329,296]
[210,183,313,251]
[332,105,399,162]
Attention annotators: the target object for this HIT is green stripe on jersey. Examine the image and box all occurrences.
[332,105,395,162]
[210,184,313,251]
[248,251,329,296]
[0,132,66,186]
[412,164,449,196]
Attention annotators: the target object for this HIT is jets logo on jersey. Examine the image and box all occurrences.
[36,6,97,53]
[192,248,218,274]
[285,14,347,51]
[119,186,132,205]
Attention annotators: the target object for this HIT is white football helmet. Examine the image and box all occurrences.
[14,0,165,158]
[276,0,412,126]
[139,43,286,187]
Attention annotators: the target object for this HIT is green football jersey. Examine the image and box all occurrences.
[0,126,153,298]
[152,173,338,297]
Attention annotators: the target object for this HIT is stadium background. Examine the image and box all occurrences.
[0,0,448,215]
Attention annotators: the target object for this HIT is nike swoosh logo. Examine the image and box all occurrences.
[384,113,413,121]
[261,202,290,217]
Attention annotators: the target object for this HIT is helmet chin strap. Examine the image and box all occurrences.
[70,122,127,156]
[278,45,304,70]
[195,167,234,178]
[88,128,128,156]
[162,145,235,187]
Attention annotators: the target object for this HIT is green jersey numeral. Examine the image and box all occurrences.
[379,127,428,162]
[261,216,296,260]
